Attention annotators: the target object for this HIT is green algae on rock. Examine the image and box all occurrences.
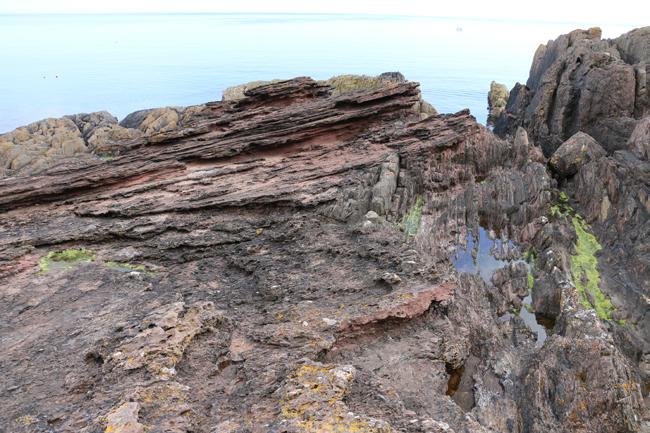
[547,192,615,320]
[38,248,95,274]
[400,195,423,239]
[104,261,147,272]
[570,215,614,320]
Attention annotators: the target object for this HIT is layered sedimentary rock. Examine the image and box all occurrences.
[495,26,650,156]
[0,72,647,433]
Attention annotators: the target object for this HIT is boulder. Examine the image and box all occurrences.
[119,105,211,136]
[119,107,180,135]
[549,132,606,178]
[119,108,157,129]
[67,111,143,154]
[86,124,143,153]
[66,111,118,139]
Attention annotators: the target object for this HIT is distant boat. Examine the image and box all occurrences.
[456,26,463,32]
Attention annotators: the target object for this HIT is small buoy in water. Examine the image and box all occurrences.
[55,75,59,78]
[456,26,463,32]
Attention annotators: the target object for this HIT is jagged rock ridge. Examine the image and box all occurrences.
[495,26,650,156]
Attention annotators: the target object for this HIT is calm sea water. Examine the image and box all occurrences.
[0,14,638,133]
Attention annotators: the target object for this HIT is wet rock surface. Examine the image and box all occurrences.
[0,71,647,433]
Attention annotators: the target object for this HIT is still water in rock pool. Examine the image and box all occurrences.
[451,227,550,347]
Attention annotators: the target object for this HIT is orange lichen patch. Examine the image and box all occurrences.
[338,282,455,332]
[279,360,394,432]
[110,301,223,379]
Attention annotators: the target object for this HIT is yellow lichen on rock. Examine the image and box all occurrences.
[279,360,394,433]
[324,75,391,97]
[15,414,38,426]
[139,107,180,135]
[103,402,145,433]
[101,382,192,433]
[110,301,223,379]
[222,80,282,100]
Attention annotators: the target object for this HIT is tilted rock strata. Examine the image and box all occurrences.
[0,75,646,433]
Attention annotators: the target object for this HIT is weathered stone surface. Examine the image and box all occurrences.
[496,26,650,430]
[487,81,509,125]
[102,402,145,433]
[274,361,394,432]
[0,117,88,175]
[549,131,607,178]
[66,111,119,139]
[324,73,405,96]
[0,74,646,433]
[85,124,143,154]
[521,313,643,433]
[109,301,223,379]
[222,79,282,100]
[628,116,650,160]
[495,27,650,156]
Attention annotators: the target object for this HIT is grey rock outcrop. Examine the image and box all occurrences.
[628,116,650,160]
[68,111,143,154]
[487,81,509,125]
[221,79,282,101]
[0,117,89,176]
[495,27,650,156]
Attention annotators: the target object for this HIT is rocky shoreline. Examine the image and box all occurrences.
[0,28,648,433]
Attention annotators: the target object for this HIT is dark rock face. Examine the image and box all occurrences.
[0,75,647,433]
[495,27,650,156]
[549,131,607,178]
[628,116,650,160]
[494,26,650,431]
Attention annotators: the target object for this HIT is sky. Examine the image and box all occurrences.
[0,0,645,26]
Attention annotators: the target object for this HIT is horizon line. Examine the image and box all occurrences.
[0,12,644,28]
